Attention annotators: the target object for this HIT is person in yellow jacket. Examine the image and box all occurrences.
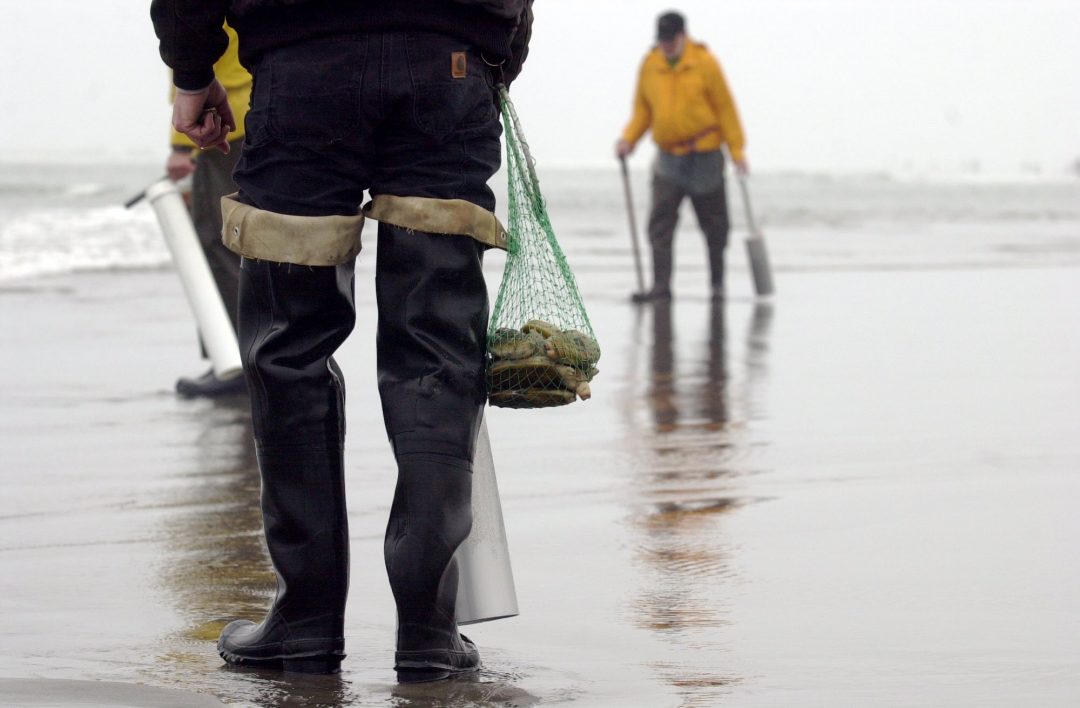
[616,11,747,302]
[166,24,252,397]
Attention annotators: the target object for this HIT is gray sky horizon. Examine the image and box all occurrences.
[1,0,1078,179]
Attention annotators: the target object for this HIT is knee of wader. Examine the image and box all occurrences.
[389,408,484,463]
[381,372,486,460]
[363,194,509,251]
[222,194,365,266]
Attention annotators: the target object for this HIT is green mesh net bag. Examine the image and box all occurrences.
[487,87,600,409]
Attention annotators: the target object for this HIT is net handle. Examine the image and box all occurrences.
[498,86,543,204]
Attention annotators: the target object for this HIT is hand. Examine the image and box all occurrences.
[165,150,196,182]
[504,2,533,87]
[615,139,633,159]
[734,158,750,177]
[171,79,235,154]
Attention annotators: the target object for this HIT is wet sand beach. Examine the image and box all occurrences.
[1,254,1078,707]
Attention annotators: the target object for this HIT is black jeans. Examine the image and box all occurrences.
[233,31,501,458]
[236,32,501,216]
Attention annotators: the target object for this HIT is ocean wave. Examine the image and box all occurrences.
[2,164,1079,284]
[0,206,170,283]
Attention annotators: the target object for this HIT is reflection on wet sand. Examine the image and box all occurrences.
[388,671,541,707]
[216,665,355,708]
[628,301,773,705]
[155,399,269,638]
[146,398,373,706]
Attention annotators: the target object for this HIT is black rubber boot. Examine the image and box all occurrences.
[689,178,730,299]
[710,256,726,301]
[630,250,674,303]
[217,258,355,674]
[385,455,479,682]
[374,223,488,682]
[175,367,248,398]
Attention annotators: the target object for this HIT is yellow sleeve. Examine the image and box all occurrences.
[620,59,652,146]
[169,24,252,149]
[214,26,250,90]
[704,55,746,163]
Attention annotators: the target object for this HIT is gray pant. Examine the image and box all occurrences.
[646,151,730,293]
[191,142,242,339]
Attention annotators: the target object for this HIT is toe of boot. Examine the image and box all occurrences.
[217,618,344,674]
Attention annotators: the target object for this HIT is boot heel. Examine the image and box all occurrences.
[283,656,342,674]
[396,667,451,683]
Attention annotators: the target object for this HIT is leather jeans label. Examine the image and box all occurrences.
[451,52,467,78]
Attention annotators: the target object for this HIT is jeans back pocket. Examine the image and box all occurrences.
[266,39,367,148]
[405,34,496,140]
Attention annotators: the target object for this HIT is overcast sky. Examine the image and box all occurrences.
[1,0,1078,177]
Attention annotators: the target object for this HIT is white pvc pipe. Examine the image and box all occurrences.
[455,416,519,625]
[145,179,243,379]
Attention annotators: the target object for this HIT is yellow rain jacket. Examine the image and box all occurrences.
[170,24,251,148]
[621,40,745,162]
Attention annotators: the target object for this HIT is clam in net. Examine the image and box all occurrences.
[487,88,600,409]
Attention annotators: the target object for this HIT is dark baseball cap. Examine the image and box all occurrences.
[656,11,686,41]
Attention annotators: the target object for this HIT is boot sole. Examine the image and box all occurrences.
[395,664,480,684]
[219,648,342,675]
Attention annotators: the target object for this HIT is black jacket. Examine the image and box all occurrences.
[151,0,533,90]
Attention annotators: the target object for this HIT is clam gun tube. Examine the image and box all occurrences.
[144,179,243,379]
[736,173,775,297]
[455,416,519,625]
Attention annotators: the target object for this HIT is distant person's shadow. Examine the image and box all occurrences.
[646,299,774,432]
[628,299,774,700]
[647,299,680,431]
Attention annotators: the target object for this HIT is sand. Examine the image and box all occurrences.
[0,261,1078,707]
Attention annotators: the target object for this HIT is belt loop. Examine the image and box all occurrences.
[481,52,505,86]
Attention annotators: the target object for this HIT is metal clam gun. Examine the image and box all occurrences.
[455,414,519,625]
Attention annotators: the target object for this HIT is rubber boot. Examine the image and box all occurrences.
[374,223,488,682]
[217,258,355,674]
[635,173,680,303]
[709,256,726,300]
[690,182,729,300]
[385,455,479,682]
[631,241,675,303]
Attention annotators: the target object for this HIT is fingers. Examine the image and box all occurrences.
[216,103,237,139]
[178,109,232,153]
[200,107,221,135]
[199,109,234,154]
[197,108,225,147]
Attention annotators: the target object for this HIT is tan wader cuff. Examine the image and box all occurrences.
[220,194,365,266]
[362,195,509,251]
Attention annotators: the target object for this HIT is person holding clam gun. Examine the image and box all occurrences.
[616,10,748,303]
